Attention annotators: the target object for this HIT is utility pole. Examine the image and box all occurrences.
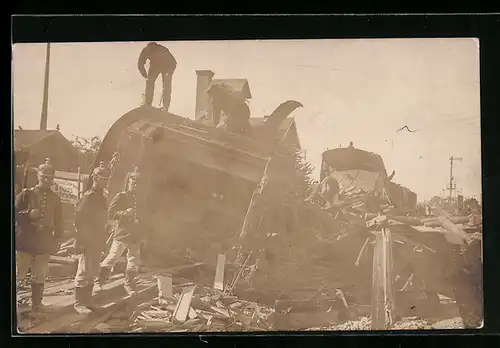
[447,156,462,201]
[40,42,51,130]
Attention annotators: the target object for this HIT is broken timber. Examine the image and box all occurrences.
[172,285,196,324]
[70,283,158,333]
[371,227,394,330]
[22,263,204,333]
[213,254,226,291]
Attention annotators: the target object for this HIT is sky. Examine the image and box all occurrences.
[12,39,482,202]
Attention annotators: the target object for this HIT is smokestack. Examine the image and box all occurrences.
[40,43,51,130]
[195,70,214,121]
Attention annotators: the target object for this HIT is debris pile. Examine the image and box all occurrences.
[96,281,275,333]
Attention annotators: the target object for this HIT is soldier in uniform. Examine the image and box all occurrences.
[72,162,110,314]
[15,158,62,313]
[320,168,340,207]
[98,166,146,296]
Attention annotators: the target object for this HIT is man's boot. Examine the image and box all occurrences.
[31,282,50,313]
[74,286,92,315]
[84,284,101,311]
[98,267,111,288]
[124,270,138,296]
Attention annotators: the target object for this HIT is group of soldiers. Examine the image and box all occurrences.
[15,159,148,315]
[14,41,175,317]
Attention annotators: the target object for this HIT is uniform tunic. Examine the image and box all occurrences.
[73,189,109,287]
[101,190,147,272]
[108,191,146,244]
[15,186,62,255]
[74,189,109,253]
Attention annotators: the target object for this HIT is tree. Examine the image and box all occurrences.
[71,135,102,172]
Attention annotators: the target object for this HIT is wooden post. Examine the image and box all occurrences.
[371,227,394,330]
[39,43,51,131]
[213,254,226,291]
[77,166,81,201]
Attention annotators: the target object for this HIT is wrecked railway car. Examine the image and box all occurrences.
[321,145,417,212]
[314,145,482,328]
[87,101,303,270]
[386,182,418,213]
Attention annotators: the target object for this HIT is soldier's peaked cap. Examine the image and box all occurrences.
[37,158,55,177]
[93,161,110,179]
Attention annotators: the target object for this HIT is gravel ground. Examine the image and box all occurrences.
[305,315,464,331]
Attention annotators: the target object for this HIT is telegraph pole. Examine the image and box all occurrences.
[40,42,51,130]
[447,156,462,200]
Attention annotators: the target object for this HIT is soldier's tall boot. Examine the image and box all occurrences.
[85,284,101,311]
[98,266,111,288]
[124,270,138,296]
[74,286,92,315]
[31,282,51,313]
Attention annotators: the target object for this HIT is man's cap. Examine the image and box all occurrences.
[37,158,55,177]
[92,161,110,179]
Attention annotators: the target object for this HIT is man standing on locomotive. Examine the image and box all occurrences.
[98,166,147,296]
[137,42,177,111]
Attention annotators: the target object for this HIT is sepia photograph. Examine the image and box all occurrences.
[12,38,483,334]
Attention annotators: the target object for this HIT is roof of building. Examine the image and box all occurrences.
[14,130,59,151]
[211,79,252,99]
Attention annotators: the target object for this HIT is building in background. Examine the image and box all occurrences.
[14,128,79,172]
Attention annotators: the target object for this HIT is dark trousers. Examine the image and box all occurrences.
[145,66,173,110]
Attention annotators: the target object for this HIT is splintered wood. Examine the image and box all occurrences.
[172,286,196,324]
[371,228,394,330]
[156,273,173,302]
[213,254,226,291]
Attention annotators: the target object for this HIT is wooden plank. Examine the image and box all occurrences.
[237,156,273,240]
[371,228,394,330]
[436,216,470,245]
[188,307,198,319]
[49,256,77,265]
[71,284,158,333]
[156,273,173,301]
[172,285,196,324]
[386,215,423,226]
[213,254,226,291]
[384,228,395,327]
[421,216,470,224]
[209,306,230,318]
